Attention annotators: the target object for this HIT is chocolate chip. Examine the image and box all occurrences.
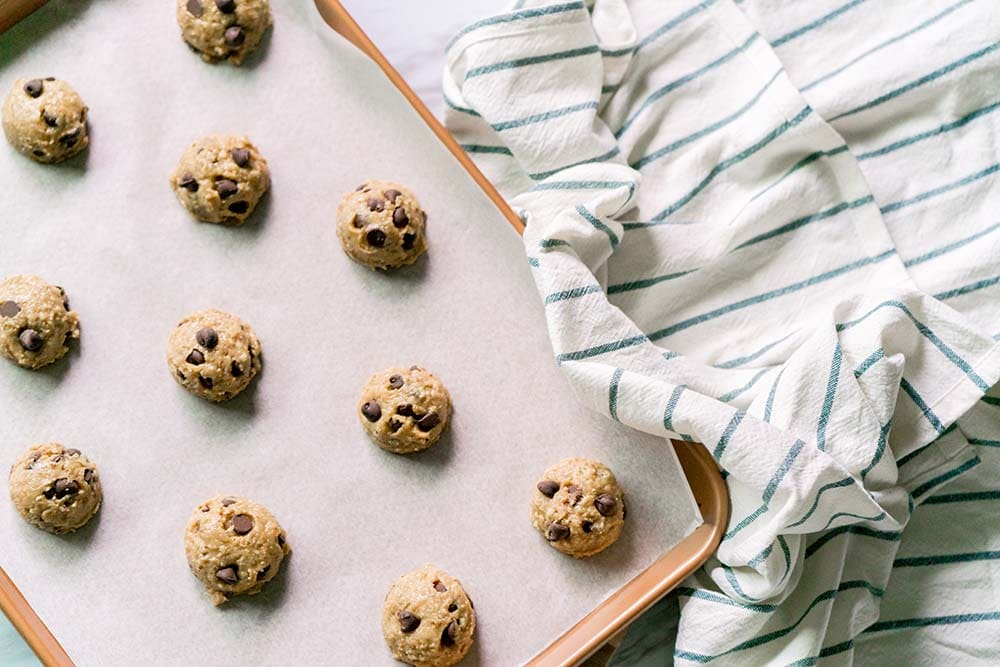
[566,485,583,505]
[441,621,459,647]
[65,449,80,457]
[186,349,205,365]
[545,522,570,541]
[402,232,417,250]
[215,179,238,200]
[433,581,448,593]
[256,566,270,581]
[215,0,236,14]
[18,329,43,351]
[84,469,94,483]
[277,534,286,546]
[53,478,79,499]
[44,77,55,82]
[356,184,366,191]
[537,480,559,498]
[227,201,249,214]
[367,198,385,212]
[42,113,58,128]
[388,375,404,389]
[216,565,238,584]
[196,327,218,349]
[595,494,618,517]
[388,419,402,433]
[231,361,243,377]
[232,514,254,535]
[221,497,236,506]
[396,404,414,417]
[366,229,386,247]
[231,147,250,167]
[392,207,409,228]
[349,213,362,228]
[0,301,20,317]
[416,413,440,432]
[384,189,402,202]
[362,401,381,422]
[186,0,203,16]
[52,455,62,463]
[176,370,187,381]
[448,603,458,612]
[58,128,79,147]
[23,79,43,98]
[198,375,213,389]
[224,26,245,46]
[178,173,199,192]
[582,521,593,533]
[398,611,420,633]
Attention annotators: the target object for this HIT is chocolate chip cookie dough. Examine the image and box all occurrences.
[170,134,270,226]
[177,0,272,66]
[531,458,626,558]
[336,180,428,270]
[184,494,289,606]
[8,443,102,534]
[0,274,79,370]
[359,366,451,454]
[382,565,476,667]
[166,308,261,402]
[2,77,88,164]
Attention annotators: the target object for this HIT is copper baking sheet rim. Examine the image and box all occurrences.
[0,2,729,665]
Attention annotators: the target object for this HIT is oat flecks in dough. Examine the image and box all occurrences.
[336,179,428,270]
[530,457,626,558]
[1,77,89,163]
[381,565,476,667]
[184,494,289,605]
[166,308,261,402]
[0,274,79,370]
[176,0,272,66]
[170,134,270,226]
[8,443,102,534]
[359,366,451,454]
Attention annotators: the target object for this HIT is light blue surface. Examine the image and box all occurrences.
[0,612,40,667]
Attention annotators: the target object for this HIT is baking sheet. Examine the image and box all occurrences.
[0,1,703,664]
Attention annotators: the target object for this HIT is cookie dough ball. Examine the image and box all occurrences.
[166,308,261,402]
[1,77,88,164]
[382,565,476,667]
[176,0,272,66]
[170,134,270,226]
[531,458,626,558]
[184,494,289,605]
[8,443,102,534]
[0,274,79,370]
[359,366,451,454]
[336,180,428,270]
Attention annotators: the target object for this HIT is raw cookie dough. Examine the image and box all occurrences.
[0,274,79,370]
[184,494,289,605]
[176,0,272,66]
[381,565,476,667]
[336,180,428,270]
[166,308,261,402]
[8,443,102,534]
[530,457,626,558]
[359,366,451,454]
[1,77,88,163]
[170,134,270,226]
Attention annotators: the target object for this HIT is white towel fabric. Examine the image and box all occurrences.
[444,0,1000,664]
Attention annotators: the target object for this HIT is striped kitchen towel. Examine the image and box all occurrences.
[444,0,1000,664]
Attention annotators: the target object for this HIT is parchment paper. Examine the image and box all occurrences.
[0,1,702,664]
